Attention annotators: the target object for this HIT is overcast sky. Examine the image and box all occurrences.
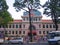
[6,0,51,20]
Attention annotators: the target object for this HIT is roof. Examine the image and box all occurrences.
[13,20,22,23]
[41,20,53,23]
[9,20,22,23]
[9,19,53,23]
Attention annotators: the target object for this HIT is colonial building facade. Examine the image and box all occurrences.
[0,9,60,38]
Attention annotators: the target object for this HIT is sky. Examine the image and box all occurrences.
[6,0,51,20]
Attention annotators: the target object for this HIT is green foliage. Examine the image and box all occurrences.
[0,0,13,25]
[43,0,60,16]
[0,0,8,11]
[13,0,41,12]
[0,11,13,25]
[0,0,13,37]
[43,0,60,30]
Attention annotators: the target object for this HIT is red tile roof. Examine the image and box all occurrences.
[10,19,53,23]
[9,20,22,23]
[13,20,22,23]
[41,20,53,23]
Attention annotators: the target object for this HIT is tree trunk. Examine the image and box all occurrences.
[28,8,33,42]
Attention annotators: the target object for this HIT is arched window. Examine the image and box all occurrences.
[12,24,14,28]
[43,31,45,34]
[12,31,14,34]
[43,24,45,28]
[46,24,48,28]
[19,31,21,34]
[50,24,52,28]
[19,25,21,28]
[9,24,11,28]
[16,24,18,28]
[39,31,41,34]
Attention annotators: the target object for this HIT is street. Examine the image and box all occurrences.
[0,42,48,45]
[0,38,58,45]
[0,42,59,45]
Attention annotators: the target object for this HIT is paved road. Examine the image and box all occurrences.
[0,42,58,45]
[0,42,48,45]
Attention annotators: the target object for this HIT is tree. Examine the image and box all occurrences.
[13,0,41,42]
[0,0,13,25]
[0,0,13,27]
[0,11,13,26]
[0,11,13,42]
[0,0,13,41]
[43,0,60,31]
[0,0,8,11]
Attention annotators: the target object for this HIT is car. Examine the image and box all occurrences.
[47,31,60,45]
[8,37,23,44]
[0,39,4,44]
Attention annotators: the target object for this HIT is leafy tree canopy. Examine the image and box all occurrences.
[43,0,60,30]
[0,0,8,12]
[13,0,41,12]
[0,0,13,25]
[43,0,60,19]
[0,11,13,25]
